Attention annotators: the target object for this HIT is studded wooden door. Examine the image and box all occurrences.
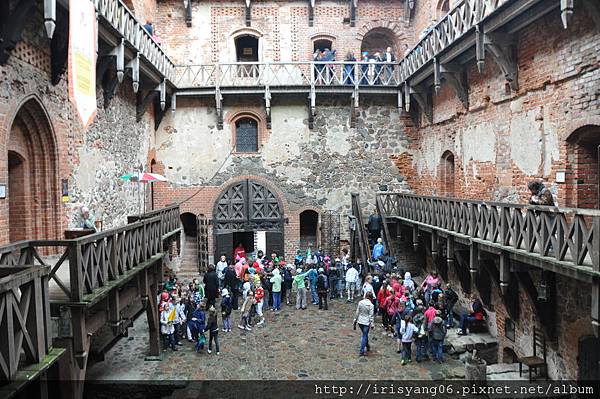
[213,180,284,260]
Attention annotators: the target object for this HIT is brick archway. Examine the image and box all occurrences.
[565,124,600,209]
[6,96,60,242]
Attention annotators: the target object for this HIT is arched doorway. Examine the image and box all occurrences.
[180,212,198,237]
[7,97,59,243]
[360,27,397,55]
[299,210,319,251]
[441,150,455,197]
[213,179,284,262]
[566,125,600,209]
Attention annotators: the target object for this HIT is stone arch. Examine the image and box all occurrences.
[6,95,60,242]
[357,23,404,55]
[359,27,400,56]
[565,124,600,209]
[180,212,197,237]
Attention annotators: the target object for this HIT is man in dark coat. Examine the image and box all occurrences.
[203,264,220,308]
[224,264,240,310]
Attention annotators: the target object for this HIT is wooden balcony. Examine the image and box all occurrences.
[378,193,600,336]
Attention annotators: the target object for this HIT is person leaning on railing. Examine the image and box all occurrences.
[344,51,357,85]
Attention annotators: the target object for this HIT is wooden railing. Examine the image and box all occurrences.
[174,61,402,88]
[398,0,510,82]
[0,205,181,303]
[379,193,600,271]
[0,266,51,382]
[127,203,181,240]
[93,0,175,82]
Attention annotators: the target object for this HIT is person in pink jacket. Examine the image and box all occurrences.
[421,270,441,304]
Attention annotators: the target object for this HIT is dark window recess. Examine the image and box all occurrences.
[235,118,258,152]
[505,318,515,342]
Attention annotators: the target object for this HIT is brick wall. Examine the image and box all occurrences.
[393,9,600,206]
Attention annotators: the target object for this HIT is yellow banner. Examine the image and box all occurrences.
[69,0,97,129]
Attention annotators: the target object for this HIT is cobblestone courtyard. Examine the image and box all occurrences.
[87,298,465,381]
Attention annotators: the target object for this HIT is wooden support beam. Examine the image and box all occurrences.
[308,0,315,26]
[108,289,122,336]
[102,71,120,109]
[469,241,479,288]
[265,86,272,129]
[446,235,455,267]
[350,0,358,27]
[350,89,359,128]
[145,266,161,357]
[71,307,89,371]
[0,0,36,65]
[431,230,439,262]
[245,0,252,27]
[308,88,316,129]
[126,52,140,93]
[215,88,223,130]
[499,251,510,295]
[410,85,433,123]
[184,0,193,27]
[44,0,56,39]
[412,225,419,251]
[136,90,158,123]
[477,28,519,91]
[440,63,469,109]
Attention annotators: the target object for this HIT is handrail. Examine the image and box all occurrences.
[93,0,176,82]
[378,193,600,271]
[0,204,181,303]
[174,61,402,88]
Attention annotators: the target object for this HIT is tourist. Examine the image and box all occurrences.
[362,274,375,299]
[308,265,319,305]
[270,267,282,311]
[328,260,339,299]
[424,301,437,324]
[377,281,390,327]
[294,250,304,266]
[458,293,484,336]
[216,254,228,289]
[360,51,370,85]
[233,242,246,261]
[293,268,310,309]
[345,263,359,302]
[383,46,396,84]
[384,289,400,336]
[367,212,383,246]
[403,271,415,292]
[143,19,153,36]
[421,270,441,304]
[444,283,458,327]
[354,291,374,356]
[160,302,178,351]
[220,288,232,332]
[79,206,97,231]
[255,281,265,325]
[372,51,383,85]
[238,291,255,331]
[283,264,294,305]
[343,51,356,85]
[528,180,555,206]
[174,297,186,346]
[428,310,447,363]
[413,306,428,362]
[372,237,385,261]
[355,259,364,293]
[206,306,220,355]
[203,264,219,308]
[224,264,240,310]
[189,302,206,349]
[431,282,443,303]
[399,315,418,365]
[317,268,329,310]
[336,258,345,299]
[401,291,415,315]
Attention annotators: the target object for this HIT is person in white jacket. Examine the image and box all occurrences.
[345,264,359,302]
[160,303,178,351]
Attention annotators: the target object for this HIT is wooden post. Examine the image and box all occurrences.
[68,243,83,302]
[108,289,121,336]
[446,236,455,267]
[469,241,479,290]
[412,225,419,251]
[144,266,161,357]
[30,277,47,363]
[431,230,439,261]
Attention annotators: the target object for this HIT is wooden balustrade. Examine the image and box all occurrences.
[0,205,181,303]
[0,266,51,382]
[379,193,600,272]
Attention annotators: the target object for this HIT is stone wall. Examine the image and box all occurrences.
[153,96,410,259]
[0,4,156,244]
[394,9,600,207]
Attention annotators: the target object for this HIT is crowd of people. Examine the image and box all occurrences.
[156,242,485,364]
[312,46,400,85]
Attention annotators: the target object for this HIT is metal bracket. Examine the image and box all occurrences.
[477,27,519,91]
